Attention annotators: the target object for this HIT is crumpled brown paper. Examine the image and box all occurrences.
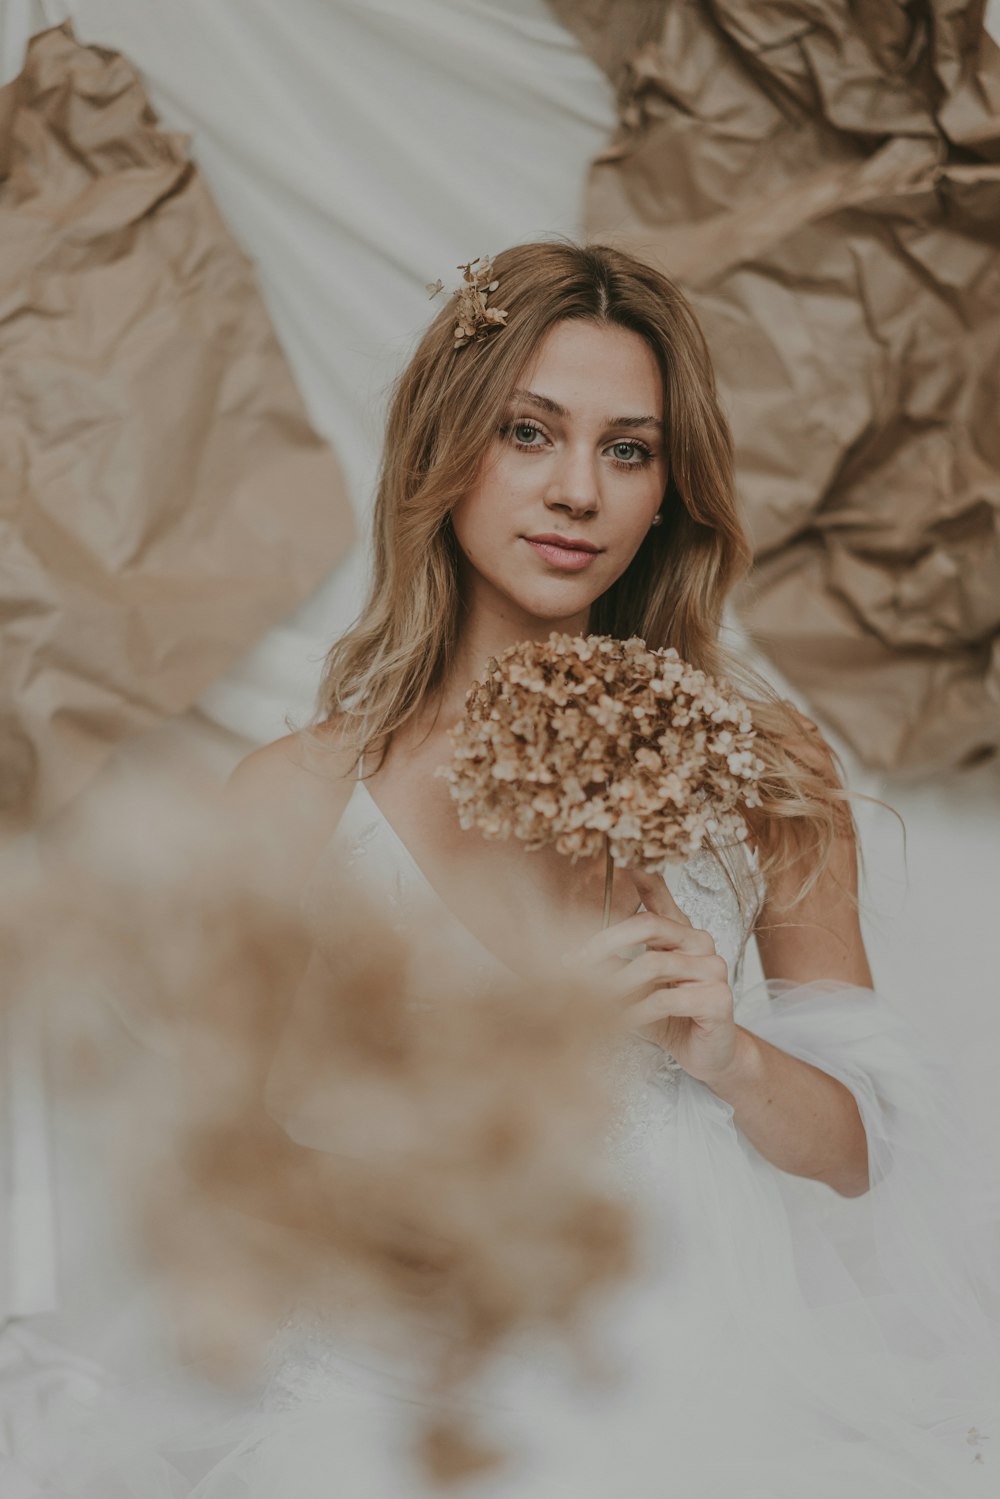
[0,23,355,837]
[549,0,1000,776]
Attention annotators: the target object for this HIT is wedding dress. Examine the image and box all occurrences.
[5,756,1000,1496]
[180,758,1000,1498]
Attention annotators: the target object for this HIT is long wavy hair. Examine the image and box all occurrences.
[305,238,892,976]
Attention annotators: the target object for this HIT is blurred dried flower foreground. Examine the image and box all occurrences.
[552,0,1000,776]
[4,774,636,1486]
[0,22,354,841]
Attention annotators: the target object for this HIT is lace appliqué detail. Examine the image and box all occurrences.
[261,1315,419,1415]
[345,818,380,867]
[344,817,416,929]
[599,1036,683,1191]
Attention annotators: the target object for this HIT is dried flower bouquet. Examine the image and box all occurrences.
[437,633,764,927]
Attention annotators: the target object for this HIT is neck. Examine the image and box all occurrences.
[433,572,591,727]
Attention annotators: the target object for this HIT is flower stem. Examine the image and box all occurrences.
[602,836,614,930]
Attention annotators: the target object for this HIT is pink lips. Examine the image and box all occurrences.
[523,535,601,572]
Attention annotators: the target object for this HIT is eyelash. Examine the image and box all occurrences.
[499,419,655,471]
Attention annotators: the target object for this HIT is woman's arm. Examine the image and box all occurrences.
[702,711,872,1197]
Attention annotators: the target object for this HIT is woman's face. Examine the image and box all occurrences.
[449,319,668,628]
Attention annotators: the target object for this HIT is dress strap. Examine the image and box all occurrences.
[357,748,366,779]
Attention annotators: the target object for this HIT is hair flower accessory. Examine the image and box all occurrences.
[427,255,509,349]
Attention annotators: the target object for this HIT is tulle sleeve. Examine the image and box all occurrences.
[735,976,1000,1367]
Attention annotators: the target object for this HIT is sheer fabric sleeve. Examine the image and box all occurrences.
[736,976,1000,1366]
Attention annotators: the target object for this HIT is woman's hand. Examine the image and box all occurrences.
[567,866,744,1086]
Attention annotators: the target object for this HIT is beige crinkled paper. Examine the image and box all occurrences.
[0,23,355,838]
[550,0,1000,776]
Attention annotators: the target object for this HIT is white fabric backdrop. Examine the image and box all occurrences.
[0,0,998,1319]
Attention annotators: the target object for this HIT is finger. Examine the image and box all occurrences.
[626,980,733,1030]
[627,867,692,926]
[603,948,728,1004]
[576,914,715,969]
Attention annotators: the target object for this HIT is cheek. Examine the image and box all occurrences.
[471,441,538,508]
[451,460,517,549]
[449,493,503,575]
[608,482,663,550]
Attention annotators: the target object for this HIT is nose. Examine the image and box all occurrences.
[543,443,599,519]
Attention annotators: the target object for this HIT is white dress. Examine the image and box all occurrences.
[5,767,1000,1497]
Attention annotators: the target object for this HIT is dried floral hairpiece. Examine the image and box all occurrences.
[426,255,509,349]
[437,632,765,927]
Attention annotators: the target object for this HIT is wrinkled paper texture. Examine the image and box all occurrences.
[0,23,355,836]
[550,0,1000,775]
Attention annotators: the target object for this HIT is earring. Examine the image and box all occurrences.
[650,511,663,528]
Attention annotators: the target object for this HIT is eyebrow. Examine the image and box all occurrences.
[511,387,664,433]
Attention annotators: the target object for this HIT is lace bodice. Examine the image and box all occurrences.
[300,776,765,1103]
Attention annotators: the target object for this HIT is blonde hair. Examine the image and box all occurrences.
[305,238,895,974]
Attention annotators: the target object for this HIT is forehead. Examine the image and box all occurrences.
[513,320,663,413]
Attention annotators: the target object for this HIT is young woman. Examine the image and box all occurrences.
[216,239,1000,1496]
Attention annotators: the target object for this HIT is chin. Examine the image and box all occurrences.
[504,583,605,627]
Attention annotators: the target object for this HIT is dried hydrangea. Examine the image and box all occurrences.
[437,632,765,875]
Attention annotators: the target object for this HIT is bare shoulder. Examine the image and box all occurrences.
[742,705,842,859]
[228,719,352,794]
[783,705,842,782]
[749,704,872,985]
[225,719,359,878]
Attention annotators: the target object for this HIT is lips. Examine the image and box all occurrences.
[523,535,602,572]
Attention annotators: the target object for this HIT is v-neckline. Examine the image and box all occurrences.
[349,777,654,980]
[351,777,517,976]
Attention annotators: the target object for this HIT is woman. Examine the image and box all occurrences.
[212,240,1000,1496]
